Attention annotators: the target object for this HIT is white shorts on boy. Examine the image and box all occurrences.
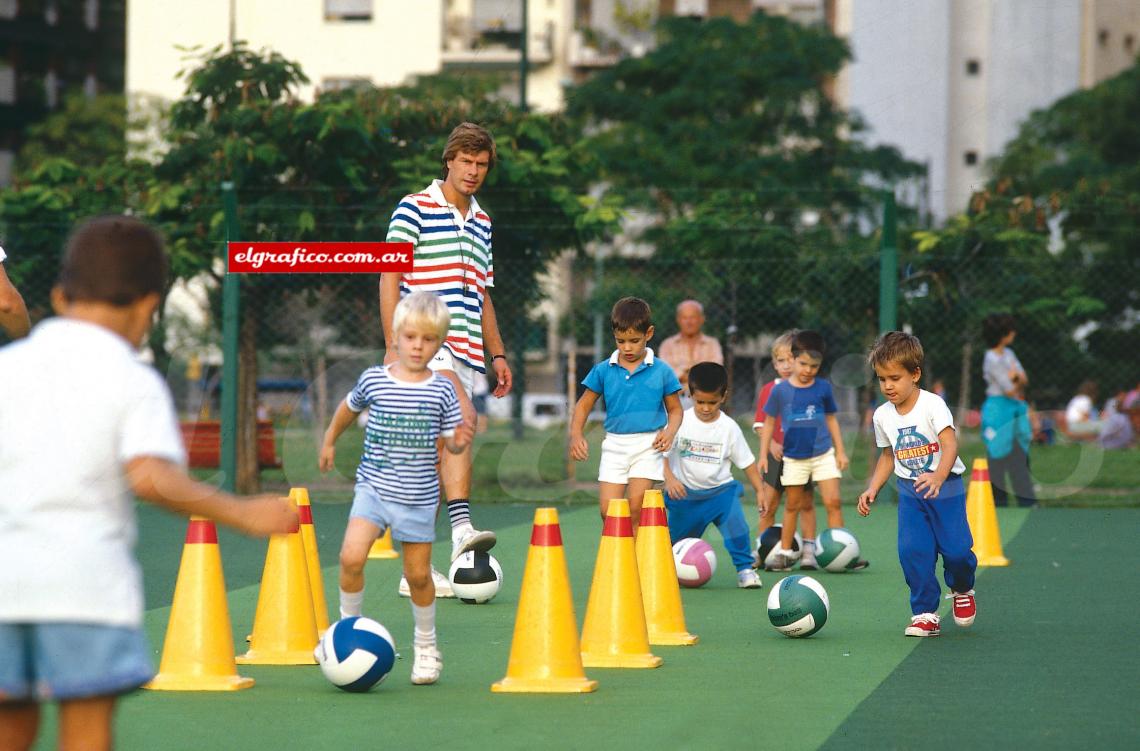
[598,431,665,484]
[780,448,841,486]
[350,483,437,543]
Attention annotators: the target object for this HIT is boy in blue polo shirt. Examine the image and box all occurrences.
[570,297,683,529]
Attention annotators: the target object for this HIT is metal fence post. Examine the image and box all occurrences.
[879,189,898,334]
[220,182,241,493]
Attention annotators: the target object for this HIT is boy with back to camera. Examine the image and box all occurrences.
[320,292,474,685]
[752,330,817,563]
[759,330,868,572]
[858,331,976,637]
[569,297,683,530]
[663,362,764,589]
[0,216,298,751]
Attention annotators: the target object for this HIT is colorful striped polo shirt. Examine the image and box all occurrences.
[386,179,494,373]
[347,366,462,507]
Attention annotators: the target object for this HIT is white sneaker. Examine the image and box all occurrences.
[451,526,497,561]
[410,644,442,685]
[397,566,454,598]
[736,569,762,589]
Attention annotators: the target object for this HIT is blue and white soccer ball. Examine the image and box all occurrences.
[314,616,397,692]
[767,575,830,638]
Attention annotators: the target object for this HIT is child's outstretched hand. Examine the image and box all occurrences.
[318,445,336,473]
[452,420,476,452]
[914,472,944,499]
[664,476,687,500]
[570,435,589,462]
[836,450,850,471]
[857,489,875,517]
[652,427,676,453]
[239,495,300,536]
[755,489,768,516]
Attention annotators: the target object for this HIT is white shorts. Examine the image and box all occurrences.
[429,347,477,398]
[780,448,841,486]
[598,431,665,484]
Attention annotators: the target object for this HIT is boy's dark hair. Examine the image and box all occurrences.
[441,122,496,177]
[982,313,1015,348]
[688,361,728,396]
[611,296,652,333]
[868,331,924,373]
[791,329,825,360]
[58,216,168,306]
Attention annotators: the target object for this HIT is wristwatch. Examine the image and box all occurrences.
[490,354,507,362]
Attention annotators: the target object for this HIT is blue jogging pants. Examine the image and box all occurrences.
[897,474,977,615]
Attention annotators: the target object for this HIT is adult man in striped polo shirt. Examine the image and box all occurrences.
[380,123,513,596]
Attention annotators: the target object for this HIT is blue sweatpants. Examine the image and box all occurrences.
[664,481,754,572]
[897,475,977,615]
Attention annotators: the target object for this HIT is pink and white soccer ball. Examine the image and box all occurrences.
[672,538,717,588]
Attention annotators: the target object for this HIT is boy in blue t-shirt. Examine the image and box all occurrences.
[759,330,868,572]
[569,297,683,530]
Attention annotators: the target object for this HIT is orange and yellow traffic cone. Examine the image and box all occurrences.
[966,458,1010,566]
[580,499,662,669]
[491,508,598,693]
[146,517,254,691]
[636,490,698,646]
[368,528,399,559]
[237,499,319,665]
[291,488,329,633]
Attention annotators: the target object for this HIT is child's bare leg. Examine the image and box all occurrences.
[58,695,115,751]
[598,482,627,521]
[338,517,380,616]
[758,485,781,532]
[626,477,656,533]
[817,478,844,528]
[801,501,818,540]
[782,485,808,549]
[0,702,39,751]
[401,543,435,608]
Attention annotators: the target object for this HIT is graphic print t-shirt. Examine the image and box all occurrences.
[763,379,838,459]
[667,409,756,491]
[873,389,967,479]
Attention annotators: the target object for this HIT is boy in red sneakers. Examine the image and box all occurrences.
[857,332,977,637]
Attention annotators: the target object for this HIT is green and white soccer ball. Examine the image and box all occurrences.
[766,575,829,638]
[816,527,862,572]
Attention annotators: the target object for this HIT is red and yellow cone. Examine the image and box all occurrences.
[580,499,662,669]
[491,508,598,693]
[237,497,319,665]
[368,528,399,559]
[146,517,254,691]
[966,459,1010,566]
[291,488,329,633]
[636,490,698,646]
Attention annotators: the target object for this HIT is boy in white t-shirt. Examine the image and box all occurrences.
[662,362,765,589]
[857,332,977,638]
[0,217,298,751]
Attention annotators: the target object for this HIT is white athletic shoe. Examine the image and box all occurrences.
[451,526,497,561]
[410,644,443,685]
[397,566,454,598]
[736,569,763,589]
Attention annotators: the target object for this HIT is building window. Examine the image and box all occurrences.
[1098,29,1109,47]
[675,0,708,16]
[1125,34,1135,53]
[325,0,372,21]
[964,151,978,166]
[965,58,981,76]
[85,0,99,30]
[0,62,14,105]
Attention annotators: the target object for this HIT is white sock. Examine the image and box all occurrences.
[339,587,363,619]
[412,602,436,647]
[803,539,816,554]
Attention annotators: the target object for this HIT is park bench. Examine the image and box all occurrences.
[180,420,283,469]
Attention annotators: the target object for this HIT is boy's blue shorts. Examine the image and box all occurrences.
[350,482,438,543]
[0,622,154,702]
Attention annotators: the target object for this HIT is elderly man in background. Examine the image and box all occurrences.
[658,299,723,398]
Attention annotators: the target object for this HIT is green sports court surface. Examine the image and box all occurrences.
[31,500,1140,750]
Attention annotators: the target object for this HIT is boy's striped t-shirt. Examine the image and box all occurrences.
[386,179,494,373]
[347,366,462,507]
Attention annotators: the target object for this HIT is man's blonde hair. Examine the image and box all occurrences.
[392,291,451,340]
[771,329,798,358]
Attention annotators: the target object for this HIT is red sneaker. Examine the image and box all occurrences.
[949,590,976,627]
[904,613,940,637]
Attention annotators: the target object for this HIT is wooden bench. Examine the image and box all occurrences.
[180,420,283,469]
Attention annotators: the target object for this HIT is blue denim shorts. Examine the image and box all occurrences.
[349,483,438,543]
[0,622,154,702]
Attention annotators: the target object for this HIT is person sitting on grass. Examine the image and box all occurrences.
[858,331,975,638]
[320,291,474,686]
[663,362,765,589]
[569,296,683,532]
[0,216,298,751]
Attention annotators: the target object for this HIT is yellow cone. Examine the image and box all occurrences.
[966,459,1010,566]
[146,517,254,691]
[291,488,329,633]
[580,499,663,669]
[237,498,319,664]
[491,508,598,693]
[636,490,698,646]
[368,528,400,559]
